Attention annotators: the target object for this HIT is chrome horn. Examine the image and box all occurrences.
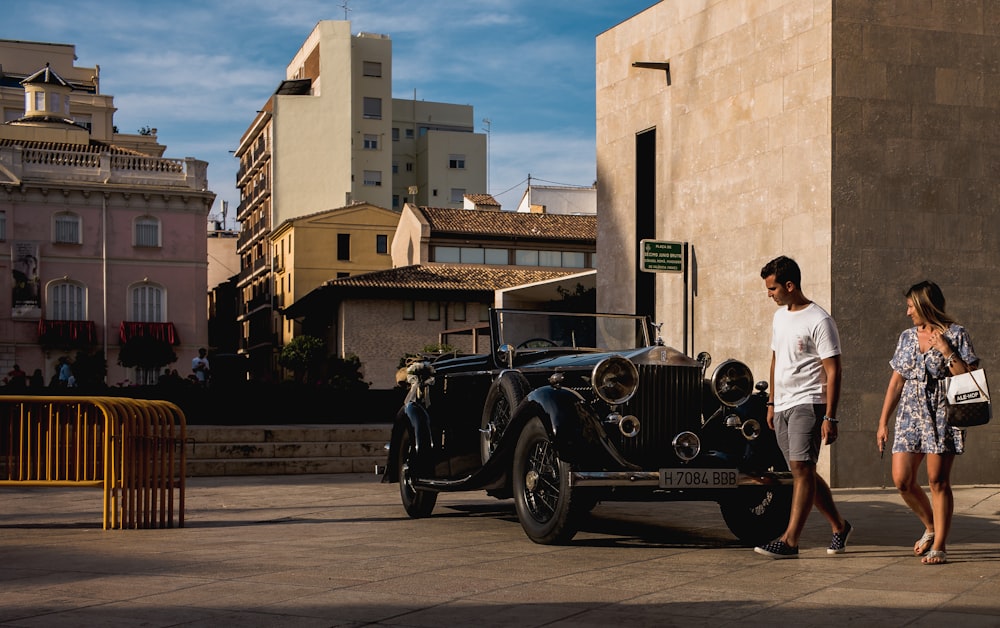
[605,412,641,438]
[724,413,761,440]
[618,414,641,438]
[740,418,761,441]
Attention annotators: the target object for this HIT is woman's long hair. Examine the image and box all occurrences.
[906,281,955,332]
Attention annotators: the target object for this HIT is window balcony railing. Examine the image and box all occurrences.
[118,321,180,345]
[37,319,97,349]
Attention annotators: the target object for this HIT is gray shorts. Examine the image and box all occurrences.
[774,403,824,465]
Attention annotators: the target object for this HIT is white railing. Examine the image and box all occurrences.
[21,148,102,168]
[110,154,185,173]
[1,146,209,191]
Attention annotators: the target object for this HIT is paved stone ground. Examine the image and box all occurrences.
[1,474,999,626]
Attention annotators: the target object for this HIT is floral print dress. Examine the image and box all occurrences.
[889,324,978,455]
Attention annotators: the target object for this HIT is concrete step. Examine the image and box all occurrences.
[184,424,391,477]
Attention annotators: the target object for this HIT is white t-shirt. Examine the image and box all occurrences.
[771,302,841,412]
[192,356,210,382]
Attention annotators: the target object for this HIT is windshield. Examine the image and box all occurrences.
[495,310,650,352]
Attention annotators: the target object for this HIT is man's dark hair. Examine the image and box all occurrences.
[760,255,801,286]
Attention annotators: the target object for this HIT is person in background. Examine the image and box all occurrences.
[29,368,45,391]
[192,348,211,386]
[876,281,978,566]
[57,357,73,387]
[5,364,27,390]
[754,255,852,559]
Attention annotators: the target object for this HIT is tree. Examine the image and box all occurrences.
[117,336,177,370]
[278,335,325,383]
[72,350,107,388]
[551,283,596,312]
[326,354,370,393]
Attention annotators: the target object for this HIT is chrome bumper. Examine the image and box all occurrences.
[569,470,794,488]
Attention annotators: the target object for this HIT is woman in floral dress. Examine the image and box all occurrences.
[876,281,978,565]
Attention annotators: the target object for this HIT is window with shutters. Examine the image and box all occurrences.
[134,216,160,247]
[48,281,86,320]
[54,212,81,244]
[130,283,165,322]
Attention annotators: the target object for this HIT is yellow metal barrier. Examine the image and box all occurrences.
[0,396,186,529]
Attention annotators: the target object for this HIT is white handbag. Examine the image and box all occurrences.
[945,369,991,428]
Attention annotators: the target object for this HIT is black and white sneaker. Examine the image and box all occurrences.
[828,520,853,554]
[754,539,799,559]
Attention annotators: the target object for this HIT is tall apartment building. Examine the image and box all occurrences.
[0,39,215,385]
[234,20,486,380]
[390,98,487,210]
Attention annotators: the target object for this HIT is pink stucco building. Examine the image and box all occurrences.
[0,40,215,385]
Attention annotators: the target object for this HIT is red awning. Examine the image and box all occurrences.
[118,321,180,345]
[37,319,97,347]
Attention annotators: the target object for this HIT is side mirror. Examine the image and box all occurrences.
[696,351,712,375]
[497,344,515,369]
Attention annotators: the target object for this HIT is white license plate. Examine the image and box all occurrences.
[659,468,738,489]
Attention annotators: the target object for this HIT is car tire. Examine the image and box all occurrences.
[398,428,437,518]
[719,485,792,546]
[512,417,580,544]
[480,372,530,464]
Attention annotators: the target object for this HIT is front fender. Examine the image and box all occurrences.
[381,401,434,483]
[700,391,787,473]
[507,386,617,466]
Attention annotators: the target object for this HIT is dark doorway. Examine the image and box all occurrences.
[635,129,656,317]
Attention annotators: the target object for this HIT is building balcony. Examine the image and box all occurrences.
[37,319,97,350]
[242,293,272,316]
[236,140,270,186]
[0,146,210,192]
[118,321,180,345]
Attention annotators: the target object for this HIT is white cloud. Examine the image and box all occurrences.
[3,0,653,219]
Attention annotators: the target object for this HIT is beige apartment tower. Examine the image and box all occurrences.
[596,1,1000,487]
[235,20,486,380]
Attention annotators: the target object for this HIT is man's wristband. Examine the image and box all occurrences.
[823,415,838,423]
[765,402,774,407]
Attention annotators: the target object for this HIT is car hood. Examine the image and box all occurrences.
[519,344,700,370]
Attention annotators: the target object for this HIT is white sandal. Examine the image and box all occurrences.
[922,549,947,565]
[914,531,935,556]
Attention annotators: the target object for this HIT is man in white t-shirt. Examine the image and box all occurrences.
[754,255,852,559]
[192,348,210,386]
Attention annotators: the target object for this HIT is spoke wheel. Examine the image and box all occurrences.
[719,485,792,546]
[480,373,530,463]
[398,429,437,518]
[512,417,579,544]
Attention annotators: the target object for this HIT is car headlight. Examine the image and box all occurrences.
[710,359,753,407]
[592,355,639,404]
[672,431,701,461]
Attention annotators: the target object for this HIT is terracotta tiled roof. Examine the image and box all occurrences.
[273,201,394,231]
[416,206,595,241]
[0,138,149,156]
[464,193,500,207]
[323,264,579,291]
[283,264,594,318]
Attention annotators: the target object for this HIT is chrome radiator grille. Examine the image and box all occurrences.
[616,363,703,469]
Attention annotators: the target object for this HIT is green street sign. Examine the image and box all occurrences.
[640,240,684,273]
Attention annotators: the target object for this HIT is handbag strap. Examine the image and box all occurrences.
[962,367,990,402]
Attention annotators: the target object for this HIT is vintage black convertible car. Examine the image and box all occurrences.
[382,308,793,545]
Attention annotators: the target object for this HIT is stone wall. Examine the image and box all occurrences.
[831,3,1000,486]
[597,1,1000,486]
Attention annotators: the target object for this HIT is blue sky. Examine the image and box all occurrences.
[6,0,655,225]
